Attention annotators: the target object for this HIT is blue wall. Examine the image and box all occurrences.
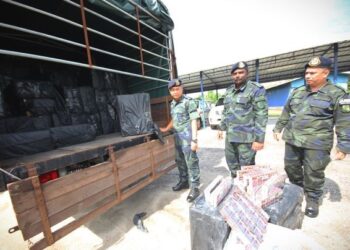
[266,73,349,107]
[266,82,291,107]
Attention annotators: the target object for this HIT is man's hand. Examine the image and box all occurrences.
[217,131,224,140]
[159,127,167,133]
[335,149,346,160]
[191,141,198,151]
[252,142,264,151]
[273,132,281,141]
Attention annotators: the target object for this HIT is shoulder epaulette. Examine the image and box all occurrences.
[294,85,306,91]
[332,84,347,93]
[250,81,263,88]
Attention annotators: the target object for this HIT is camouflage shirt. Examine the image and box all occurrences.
[219,80,268,143]
[273,82,350,153]
[171,95,199,147]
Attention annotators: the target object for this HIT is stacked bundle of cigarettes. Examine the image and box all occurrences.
[234,165,286,208]
[204,175,232,207]
[220,186,269,249]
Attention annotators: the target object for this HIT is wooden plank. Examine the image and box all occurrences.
[150,95,171,105]
[31,177,54,246]
[22,186,117,241]
[109,146,121,201]
[8,162,113,214]
[16,174,114,238]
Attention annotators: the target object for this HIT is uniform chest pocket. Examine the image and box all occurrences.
[235,96,251,115]
[309,97,332,116]
[309,98,331,109]
[289,97,303,112]
[290,97,303,106]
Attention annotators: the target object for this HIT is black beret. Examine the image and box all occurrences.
[305,56,332,69]
[168,78,182,89]
[231,61,248,73]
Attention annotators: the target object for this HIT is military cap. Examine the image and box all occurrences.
[305,56,332,69]
[168,78,182,89]
[231,61,248,73]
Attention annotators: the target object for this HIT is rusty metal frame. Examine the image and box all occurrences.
[0,0,174,83]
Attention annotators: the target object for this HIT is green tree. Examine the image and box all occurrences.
[205,90,221,104]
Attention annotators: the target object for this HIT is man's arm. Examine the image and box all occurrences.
[218,92,228,140]
[188,99,200,151]
[334,94,350,160]
[191,119,198,151]
[160,119,173,133]
[273,94,293,141]
[252,87,268,150]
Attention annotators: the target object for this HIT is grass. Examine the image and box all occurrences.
[268,108,282,117]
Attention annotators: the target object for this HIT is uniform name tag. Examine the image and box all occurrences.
[339,99,350,105]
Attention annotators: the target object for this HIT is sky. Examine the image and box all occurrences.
[161,0,350,75]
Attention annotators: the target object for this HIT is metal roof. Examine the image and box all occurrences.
[180,40,350,93]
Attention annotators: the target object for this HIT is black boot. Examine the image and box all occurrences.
[305,199,319,218]
[186,187,200,202]
[172,180,189,191]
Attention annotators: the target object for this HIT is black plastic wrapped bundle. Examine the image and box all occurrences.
[190,195,230,250]
[264,183,304,229]
[116,93,154,136]
[0,130,54,160]
[21,98,56,116]
[0,89,5,117]
[14,81,56,99]
[52,111,72,127]
[50,124,96,148]
[0,116,52,134]
[64,87,83,114]
[79,86,98,114]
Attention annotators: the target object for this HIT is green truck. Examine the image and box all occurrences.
[0,1,177,248]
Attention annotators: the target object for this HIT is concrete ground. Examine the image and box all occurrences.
[1,119,350,250]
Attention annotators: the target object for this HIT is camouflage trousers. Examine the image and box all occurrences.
[225,137,256,177]
[284,143,331,201]
[175,146,200,188]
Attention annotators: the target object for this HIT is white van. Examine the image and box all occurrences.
[208,97,224,129]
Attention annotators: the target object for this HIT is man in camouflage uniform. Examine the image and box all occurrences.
[273,56,350,218]
[160,79,200,202]
[218,61,268,178]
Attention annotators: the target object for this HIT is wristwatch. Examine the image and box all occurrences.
[191,139,198,143]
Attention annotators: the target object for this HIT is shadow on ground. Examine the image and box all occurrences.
[80,146,228,250]
[323,177,342,202]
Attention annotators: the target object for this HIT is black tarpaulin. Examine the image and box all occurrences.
[116,93,153,136]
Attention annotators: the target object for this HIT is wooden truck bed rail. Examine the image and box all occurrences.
[7,135,175,250]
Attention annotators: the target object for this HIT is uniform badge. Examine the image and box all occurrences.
[339,98,350,105]
[340,98,350,113]
[238,62,245,68]
[308,57,321,66]
[175,80,181,86]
